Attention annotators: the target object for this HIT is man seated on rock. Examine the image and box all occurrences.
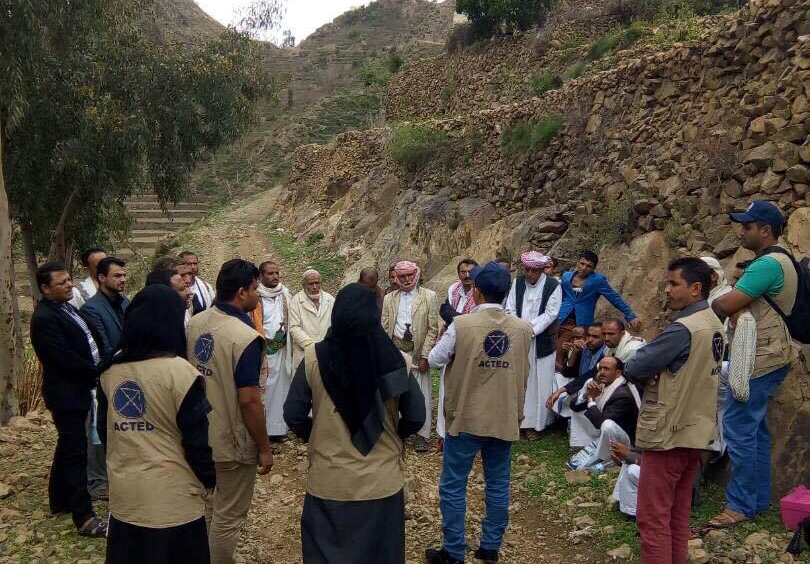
[566,356,640,471]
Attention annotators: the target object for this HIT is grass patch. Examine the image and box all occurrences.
[587,31,623,61]
[260,217,345,292]
[390,124,450,170]
[530,72,560,97]
[501,115,565,157]
[513,428,795,562]
[559,32,587,50]
[564,61,587,80]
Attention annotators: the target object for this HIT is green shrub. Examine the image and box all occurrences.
[623,23,645,46]
[587,31,622,61]
[564,61,586,79]
[530,72,560,97]
[358,64,391,87]
[385,52,404,74]
[306,232,325,246]
[619,0,737,21]
[559,32,587,50]
[390,125,450,170]
[501,115,565,157]
[456,0,556,39]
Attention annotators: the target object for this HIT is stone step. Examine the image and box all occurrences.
[128,208,207,219]
[130,235,166,250]
[126,194,207,204]
[132,229,173,238]
[125,201,209,211]
[133,217,196,231]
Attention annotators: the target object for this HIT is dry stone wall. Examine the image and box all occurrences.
[280,0,810,496]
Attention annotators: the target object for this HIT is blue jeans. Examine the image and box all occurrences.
[439,433,512,561]
[723,365,790,518]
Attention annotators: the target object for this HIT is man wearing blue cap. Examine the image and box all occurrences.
[426,262,534,564]
[709,200,799,529]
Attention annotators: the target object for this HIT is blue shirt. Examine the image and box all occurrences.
[557,271,636,326]
[579,344,606,377]
[215,303,263,388]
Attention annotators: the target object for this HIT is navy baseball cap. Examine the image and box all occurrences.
[470,261,512,294]
[730,201,785,229]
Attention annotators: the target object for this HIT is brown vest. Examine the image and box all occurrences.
[747,252,798,378]
[102,357,204,527]
[187,306,265,464]
[444,307,534,442]
[635,307,725,451]
[304,345,406,501]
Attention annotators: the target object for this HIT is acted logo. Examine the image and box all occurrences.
[480,330,511,368]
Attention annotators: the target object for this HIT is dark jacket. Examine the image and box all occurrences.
[80,291,130,358]
[557,271,636,326]
[571,383,639,444]
[30,299,101,412]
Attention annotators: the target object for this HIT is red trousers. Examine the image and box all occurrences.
[637,448,701,564]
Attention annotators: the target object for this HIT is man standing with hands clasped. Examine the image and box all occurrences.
[426,262,534,564]
[186,259,272,564]
[623,258,725,564]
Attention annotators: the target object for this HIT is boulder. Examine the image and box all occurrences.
[786,206,810,257]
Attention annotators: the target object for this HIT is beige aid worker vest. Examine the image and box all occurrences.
[187,306,265,464]
[304,345,408,501]
[635,307,726,451]
[444,307,534,442]
[101,357,205,528]
[746,252,798,378]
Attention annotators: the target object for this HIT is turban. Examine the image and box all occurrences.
[394,261,421,292]
[521,251,552,269]
[700,256,729,304]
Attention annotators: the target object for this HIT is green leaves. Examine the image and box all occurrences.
[456,0,556,40]
[1,0,276,261]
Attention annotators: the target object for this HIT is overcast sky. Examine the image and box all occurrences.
[194,0,373,44]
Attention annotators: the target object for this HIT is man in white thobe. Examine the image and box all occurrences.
[251,260,293,442]
[69,248,107,309]
[505,251,562,435]
[381,260,438,452]
[180,250,214,315]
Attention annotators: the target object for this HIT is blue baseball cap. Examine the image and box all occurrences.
[470,261,512,294]
[730,201,785,229]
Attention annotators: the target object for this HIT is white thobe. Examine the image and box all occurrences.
[68,277,97,309]
[613,463,641,516]
[394,289,432,439]
[505,275,562,432]
[261,294,292,436]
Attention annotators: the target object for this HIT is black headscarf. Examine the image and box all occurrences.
[114,285,188,364]
[315,283,408,456]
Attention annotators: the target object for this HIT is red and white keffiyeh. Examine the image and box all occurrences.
[450,281,475,315]
[394,261,421,292]
[520,251,552,269]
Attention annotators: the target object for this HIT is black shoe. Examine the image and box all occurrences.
[414,435,430,453]
[268,434,288,443]
[473,547,499,563]
[425,547,464,564]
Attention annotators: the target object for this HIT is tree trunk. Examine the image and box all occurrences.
[0,117,22,424]
[48,186,80,264]
[20,221,41,302]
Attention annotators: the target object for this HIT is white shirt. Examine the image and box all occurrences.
[191,277,214,309]
[504,275,562,336]
[447,283,472,313]
[262,295,284,336]
[68,276,98,309]
[428,303,502,368]
[394,289,416,339]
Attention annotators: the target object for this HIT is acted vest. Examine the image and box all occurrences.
[445,307,534,442]
[304,346,406,501]
[635,307,725,451]
[746,251,798,378]
[187,306,265,464]
[515,275,559,357]
[101,357,204,528]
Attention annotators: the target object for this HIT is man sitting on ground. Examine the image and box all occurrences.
[567,356,640,470]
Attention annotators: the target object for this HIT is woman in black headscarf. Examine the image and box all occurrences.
[97,285,215,564]
[284,283,426,564]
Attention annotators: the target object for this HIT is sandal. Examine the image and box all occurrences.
[702,508,749,532]
[78,516,108,538]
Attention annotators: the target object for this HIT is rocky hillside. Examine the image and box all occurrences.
[141,0,227,45]
[186,0,455,200]
[276,0,810,496]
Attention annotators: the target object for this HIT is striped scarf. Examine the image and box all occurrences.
[450,281,475,315]
[61,303,101,365]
